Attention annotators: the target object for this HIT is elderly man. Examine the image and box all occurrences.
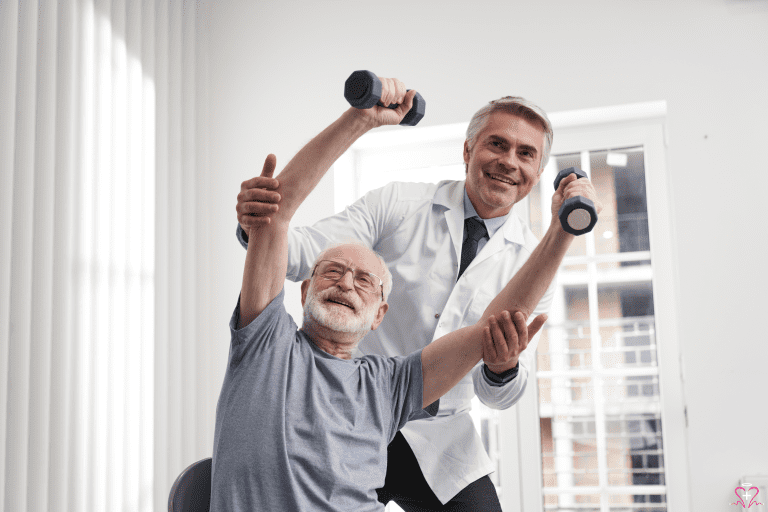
[232,76,601,510]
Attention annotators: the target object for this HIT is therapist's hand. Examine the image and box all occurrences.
[482,310,547,374]
[237,154,281,241]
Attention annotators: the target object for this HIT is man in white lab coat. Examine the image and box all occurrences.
[236,77,601,510]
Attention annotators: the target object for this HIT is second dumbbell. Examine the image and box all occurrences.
[553,167,598,236]
[344,70,426,126]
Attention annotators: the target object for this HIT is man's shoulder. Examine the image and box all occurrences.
[496,210,544,253]
[368,179,463,204]
[517,216,546,251]
[230,287,298,355]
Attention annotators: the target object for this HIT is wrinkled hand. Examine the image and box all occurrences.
[482,310,548,374]
[550,173,604,225]
[351,76,418,128]
[237,154,281,239]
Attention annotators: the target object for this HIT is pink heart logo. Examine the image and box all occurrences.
[732,486,764,508]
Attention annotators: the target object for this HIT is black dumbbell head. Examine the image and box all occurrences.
[554,167,588,190]
[400,91,426,126]
[553,167,598,235]
[344,70,381,110]
[558,196,598,235]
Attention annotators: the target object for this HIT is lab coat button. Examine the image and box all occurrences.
[435,313,440,319]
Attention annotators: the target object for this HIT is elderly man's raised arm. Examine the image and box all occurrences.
[237,113,369,329]
[237,87,418,329]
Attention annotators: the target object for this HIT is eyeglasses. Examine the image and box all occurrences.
[311,259,384,300]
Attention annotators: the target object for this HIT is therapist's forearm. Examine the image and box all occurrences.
[479,218,573,323]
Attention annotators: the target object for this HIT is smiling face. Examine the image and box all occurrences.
[463,111,545,219]
[300,244,388,337]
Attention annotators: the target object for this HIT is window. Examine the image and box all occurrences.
[533,147,667,511]
[335,101,689,512]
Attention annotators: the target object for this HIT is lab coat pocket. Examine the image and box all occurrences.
[464,288,495,327]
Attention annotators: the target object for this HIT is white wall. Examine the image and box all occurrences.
[201,1,768,509]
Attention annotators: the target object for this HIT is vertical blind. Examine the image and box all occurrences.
[0,1,209,510]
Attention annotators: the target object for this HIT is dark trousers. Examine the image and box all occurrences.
[376,432,503,512]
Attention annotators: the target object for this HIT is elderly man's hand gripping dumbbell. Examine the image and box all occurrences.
[344,72,421,129]
[344,70,426,126]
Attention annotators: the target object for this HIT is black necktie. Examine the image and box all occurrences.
[457,217,488,280]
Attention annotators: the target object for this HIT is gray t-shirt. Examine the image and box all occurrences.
[211,288,437,512]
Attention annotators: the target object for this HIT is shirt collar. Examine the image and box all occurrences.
[431,180,528,246]
[462,187,508,241]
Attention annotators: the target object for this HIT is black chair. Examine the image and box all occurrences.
[168,457,212,512]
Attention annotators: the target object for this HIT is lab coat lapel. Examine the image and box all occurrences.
[468,228,504,269]
[433,181,466,266]
[464,211,526,272]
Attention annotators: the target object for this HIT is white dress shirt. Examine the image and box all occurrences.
[240,179,556,503]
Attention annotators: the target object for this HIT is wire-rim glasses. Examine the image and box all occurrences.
[311,259,384,300]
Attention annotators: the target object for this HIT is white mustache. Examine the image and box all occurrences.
[317,287,360,312]
[303,280,377,335]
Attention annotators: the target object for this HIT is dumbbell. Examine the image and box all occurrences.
[344,70,426,126]
[553,167,598,236]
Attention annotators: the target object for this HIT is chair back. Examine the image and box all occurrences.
[168,457,212,512]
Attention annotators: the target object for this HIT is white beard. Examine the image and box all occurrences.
[303,280,379,335]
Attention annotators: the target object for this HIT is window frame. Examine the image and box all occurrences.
[333,101,690,512]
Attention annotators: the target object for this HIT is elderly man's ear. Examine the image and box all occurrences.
[370,302,389,331]
[300,279,310,307]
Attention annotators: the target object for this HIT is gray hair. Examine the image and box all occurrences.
[465,96,553,174]
[312,240,393,302]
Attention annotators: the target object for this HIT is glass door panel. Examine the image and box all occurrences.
[532,147,668,512]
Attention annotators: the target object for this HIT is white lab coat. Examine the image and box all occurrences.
[260,179,555,503]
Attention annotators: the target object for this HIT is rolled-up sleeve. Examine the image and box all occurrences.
[472,276,557,410]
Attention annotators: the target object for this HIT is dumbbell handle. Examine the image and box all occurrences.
[377,97,410,109]
[554,168,598,236]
